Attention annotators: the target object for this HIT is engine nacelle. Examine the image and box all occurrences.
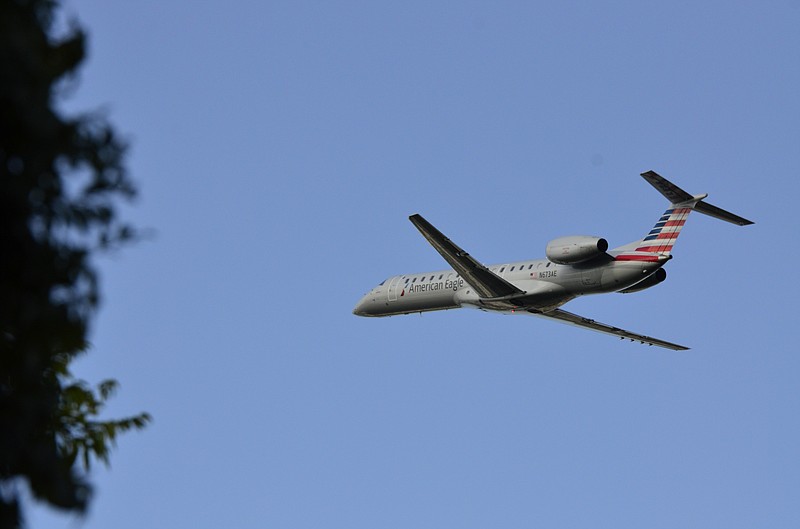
[545,235,609,264]
[618,268,667,294]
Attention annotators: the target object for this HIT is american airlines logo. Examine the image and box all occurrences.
[405,278,465,294]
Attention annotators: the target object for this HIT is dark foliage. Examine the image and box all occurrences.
[0,1,150,526]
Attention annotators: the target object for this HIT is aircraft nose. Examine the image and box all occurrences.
[352,294,370,316]
[352,301,365,316]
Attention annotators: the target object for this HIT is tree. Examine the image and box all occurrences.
[0,1,150,527]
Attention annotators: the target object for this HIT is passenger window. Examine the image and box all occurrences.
[510,266,515,271]
[500,267,505,273]
[439,274,443,280]
[528,264,533,270]
[412,277,417,283]
[546,262,551,267]
[404,278,409,284]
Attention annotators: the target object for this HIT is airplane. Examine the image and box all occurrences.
[352,171,753,350]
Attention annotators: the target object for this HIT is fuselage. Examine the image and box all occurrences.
[353,253,668,317]
[353,171,752,350]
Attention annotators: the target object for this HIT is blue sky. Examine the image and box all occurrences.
[32,1,799,528]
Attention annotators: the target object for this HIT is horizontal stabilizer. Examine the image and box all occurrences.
[641,170,693,203]
[642,170,754,226]
[694,200,754,226]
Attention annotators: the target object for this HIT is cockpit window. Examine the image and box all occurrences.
[379,279,387,286]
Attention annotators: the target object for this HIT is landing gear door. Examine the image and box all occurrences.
[387,276,402,302]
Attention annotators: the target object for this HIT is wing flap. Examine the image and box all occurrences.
[409,214,523,299]
[530,308,689,351]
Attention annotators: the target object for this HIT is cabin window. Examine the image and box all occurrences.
[404,278,409,284]
[500,267,505,273]
[439,274,443,280]
[546,262,551,267]
[412,277,417,283]
[528,264,533,269]
[510,266,515,271]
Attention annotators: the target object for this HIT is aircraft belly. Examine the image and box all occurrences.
[532,262,666,296]
[508,261,667,298]
[501,279,575,312]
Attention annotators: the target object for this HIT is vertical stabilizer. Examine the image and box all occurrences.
[635,205,693,254]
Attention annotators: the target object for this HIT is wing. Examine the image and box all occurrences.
[409,214,523,299]
[530,308,689,351]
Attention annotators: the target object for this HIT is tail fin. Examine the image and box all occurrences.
[635,203,694,254]
[617,171,753,257]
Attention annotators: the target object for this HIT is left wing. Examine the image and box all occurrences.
[409,214,523,299]
[529,308,690,351]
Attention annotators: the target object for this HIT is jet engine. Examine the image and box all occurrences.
[545,236,609,264]
[618,268,667,294]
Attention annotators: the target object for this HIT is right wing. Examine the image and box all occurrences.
[409,214,523,299]
[530,307,690,351]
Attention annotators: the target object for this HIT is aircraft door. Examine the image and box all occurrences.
[387,276,402,302]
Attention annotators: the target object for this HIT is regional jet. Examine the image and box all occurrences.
[353,171,753,350]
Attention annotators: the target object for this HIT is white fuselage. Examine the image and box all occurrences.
[353,255,666,317]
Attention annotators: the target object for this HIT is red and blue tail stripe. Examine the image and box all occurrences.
[635,207,692,254]
[614,206,693,262]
